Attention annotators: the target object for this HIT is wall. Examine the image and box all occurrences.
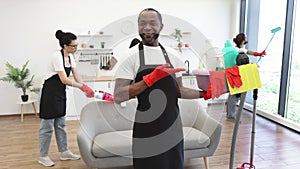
[0,0,240,115]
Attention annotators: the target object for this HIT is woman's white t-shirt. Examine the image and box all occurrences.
[44,51,76,80]
[235,47,247,54]
[115,45,185,80]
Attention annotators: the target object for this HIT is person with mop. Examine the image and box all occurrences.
[228,27,281,169]
[226,33,266,120]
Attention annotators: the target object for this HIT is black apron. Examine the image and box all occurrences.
[132,43,184,169]
[40,50,71,119]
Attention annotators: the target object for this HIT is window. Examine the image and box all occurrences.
[256,0,286,115]
[287,1,300,123]
[244,0,300,131]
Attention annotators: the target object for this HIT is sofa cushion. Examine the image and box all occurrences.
[92,130,133,158]
[183,127,210,150]
[92,127,210,158]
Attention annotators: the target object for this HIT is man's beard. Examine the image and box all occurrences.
[139,33,160,46]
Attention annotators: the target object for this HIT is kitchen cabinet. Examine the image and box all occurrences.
[182,76,198,90]
[87,81,115,94]
[66,86,87,120]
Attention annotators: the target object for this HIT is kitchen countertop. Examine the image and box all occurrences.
[182,75,196,78]
[70,75,195,82]
[69,75,115,82]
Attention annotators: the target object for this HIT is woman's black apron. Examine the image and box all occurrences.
[132,43,184,169]
[40,50,71,119]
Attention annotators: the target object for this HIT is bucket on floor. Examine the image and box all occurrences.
[195,74,210,91]
[195,70,229,93]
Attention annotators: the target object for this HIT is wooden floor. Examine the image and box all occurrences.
[1,103,300,169]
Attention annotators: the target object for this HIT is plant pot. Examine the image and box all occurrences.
[21,95,29,102]
[178,43,183,48]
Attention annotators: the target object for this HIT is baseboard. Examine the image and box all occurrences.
[0,112,38,116]
[244,103,300,133]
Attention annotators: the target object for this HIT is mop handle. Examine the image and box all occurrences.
[257,33,275,64]
[229,92,247,169]
[250,89,258,164]
[265,33,275,51]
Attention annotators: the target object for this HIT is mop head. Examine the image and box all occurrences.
[271,27,281,33]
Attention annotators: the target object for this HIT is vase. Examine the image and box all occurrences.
[21,95,29,102]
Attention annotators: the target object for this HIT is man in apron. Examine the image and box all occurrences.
[38,30,94,167]
[114,8,211,169]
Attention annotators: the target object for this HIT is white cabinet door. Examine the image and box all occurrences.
[66,87,87,120]
[182,76,199,90]
[87,81,115,94]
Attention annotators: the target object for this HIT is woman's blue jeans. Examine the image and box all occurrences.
[39,116,68,157]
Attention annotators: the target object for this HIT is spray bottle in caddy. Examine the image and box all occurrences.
[94,90,114,102]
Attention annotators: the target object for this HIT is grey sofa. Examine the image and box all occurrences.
[77,99,222,169]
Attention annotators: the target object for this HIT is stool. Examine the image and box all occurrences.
[17,99,38,122]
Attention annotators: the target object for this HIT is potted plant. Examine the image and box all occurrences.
[171,28,183,52]
[0,60,35,102]
[100,41,106,48]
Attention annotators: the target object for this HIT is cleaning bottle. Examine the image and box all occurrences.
[95,90,114,102]
[222,40,238,68]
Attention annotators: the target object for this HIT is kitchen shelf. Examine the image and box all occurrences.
[76,48,113,52]
[77,34,113,37]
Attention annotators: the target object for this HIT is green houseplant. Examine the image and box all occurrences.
[171,28,183,52]
[0,60,35,102]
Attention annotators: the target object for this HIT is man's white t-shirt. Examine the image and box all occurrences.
[44,51,76,80]
[115,45,185,80]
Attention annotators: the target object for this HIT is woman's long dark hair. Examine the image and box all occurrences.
[233,33,246,48]
[55,30,77,49]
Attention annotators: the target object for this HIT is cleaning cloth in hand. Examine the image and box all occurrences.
[209,70,226,99]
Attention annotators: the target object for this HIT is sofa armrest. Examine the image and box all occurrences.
[77,100,136,167]
[77,126,96,166]
[77,101,104,166]
[193,110,222,156]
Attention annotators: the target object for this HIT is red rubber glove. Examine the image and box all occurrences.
[202,83,212,100]
[143,63,185,87]
[253,50,266,56]
[80,84,94,98]
[225,66,242,88]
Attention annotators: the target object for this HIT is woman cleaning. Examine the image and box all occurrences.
[38,30,94,167]
[226,33,266,119]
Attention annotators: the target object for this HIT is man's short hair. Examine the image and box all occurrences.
[138,8,162,24]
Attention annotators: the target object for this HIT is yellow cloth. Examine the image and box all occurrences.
[227,64,261,94]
